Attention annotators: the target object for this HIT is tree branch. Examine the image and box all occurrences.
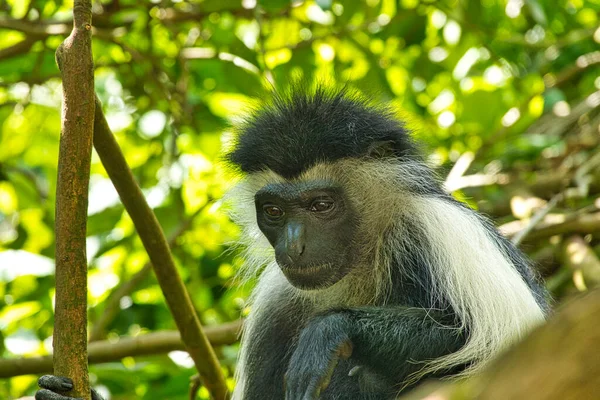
[465,290,600,399]
[89,205,208,342]
[52,0,95,398]
[521,212,600,243]
[92,98,229,399]
[511,194,562,246]
[88,263,153,343]
[560,235,600,290]
[0,321,242,378]
[0,37,39,61]
[400,289,600,399]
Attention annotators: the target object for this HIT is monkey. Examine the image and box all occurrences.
[37,87,548,400]
[224,86,548,399]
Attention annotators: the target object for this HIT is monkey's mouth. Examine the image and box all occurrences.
[279,263,346,290]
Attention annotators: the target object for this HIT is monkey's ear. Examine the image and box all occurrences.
[367,140,396,158]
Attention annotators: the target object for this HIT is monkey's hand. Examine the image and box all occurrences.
[36,375,104,400]
[285,314,353,400]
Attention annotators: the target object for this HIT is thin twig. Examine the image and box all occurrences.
[512,149,600,244]
[89,205,208,342]
[190,374,202,400]
[512,194,562,246]
[444,152,475,192]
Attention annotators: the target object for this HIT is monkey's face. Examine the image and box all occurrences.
[254,180,358,290]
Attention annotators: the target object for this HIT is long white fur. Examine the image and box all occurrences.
[406,197,545,377]
[227,158,545,397]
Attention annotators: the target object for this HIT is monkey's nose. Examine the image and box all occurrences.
[286,241,305,263]
[285,223,305,262]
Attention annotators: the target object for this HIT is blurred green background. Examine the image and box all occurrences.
[0,0,599,398]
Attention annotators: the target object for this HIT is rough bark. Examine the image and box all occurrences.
[472,289,600,400]
[52,1,95,399]
[400,289,600,400]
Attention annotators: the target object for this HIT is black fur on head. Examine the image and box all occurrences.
[226,86,418,179]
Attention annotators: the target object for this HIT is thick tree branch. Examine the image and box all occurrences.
[401,289,600,400]
[52,1,95,398]
[467,290,600,399]
[92,98,229,399]
[0,321,241,378]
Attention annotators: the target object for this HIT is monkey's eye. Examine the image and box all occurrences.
[310,199,334,213]
[263,205,284,219]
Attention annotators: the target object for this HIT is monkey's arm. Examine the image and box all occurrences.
[36,376,104,400]
[285,307,467,400]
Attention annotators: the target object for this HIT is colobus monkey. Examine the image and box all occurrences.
[226,87,548,399]
[37,87,548,400]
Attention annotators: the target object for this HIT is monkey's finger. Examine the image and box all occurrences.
[299,357,339,399]
[284,375,300,400]
[301,381,321,400]
[337,340,353,360]
[35,389,82,400]
[285,374,318,400]
[315,340,352,394]
[302,391,317,400]
[38,376,74,392]
[315,366,334,395]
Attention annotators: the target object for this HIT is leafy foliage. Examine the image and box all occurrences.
[0,0,599,398]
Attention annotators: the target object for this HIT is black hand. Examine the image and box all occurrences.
[38,376,74,393]
[285,314,353,400]
[36,375,104,400]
